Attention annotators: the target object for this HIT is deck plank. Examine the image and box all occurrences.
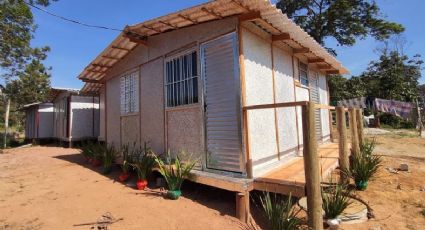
[254,142,340,197]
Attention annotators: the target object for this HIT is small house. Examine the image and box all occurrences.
[78,0,349,220]
[47,88,100,147]
[22,102,54,143]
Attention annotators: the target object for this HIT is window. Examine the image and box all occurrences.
[165,51,198,107]
[120,72,139,114]
[299,62,309,86]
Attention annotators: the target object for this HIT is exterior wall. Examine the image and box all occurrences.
[106,76,122,147]
[24,107,36,139]
[53,91,71,141]
[139,58,165,153]
[70,95,99,140]
[103,17,238,161]
[98,87,106,141]
[242,27,278,177]
[37,104,54,138]
[319,73,331,141]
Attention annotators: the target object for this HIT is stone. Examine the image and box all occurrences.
[399,163,409,171]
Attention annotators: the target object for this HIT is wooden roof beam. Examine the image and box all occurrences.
[293,47,310,54]
[272,33,291,41]
[111,46,131,51]
[178,14,198,24]
[142,25,161,33]
[158,20,178,29]
[87,69,107,74]
[316,63,332,69]
[80,78,103,84]
[231,0,249,11]
[239,11,261,22]
[123,28,148,46]
[91,63,112,68]
[102,55,120,60]
[201,7,223,19]
[308,58,325,63]
[326,70,340,75]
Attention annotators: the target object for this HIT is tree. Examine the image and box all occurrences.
[276,0,404,53]
[0,0,55,79]
[5,47,51,107]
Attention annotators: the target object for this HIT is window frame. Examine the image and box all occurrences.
[298,61,309,86]
[164,48,199,109]
[120,71,139,116]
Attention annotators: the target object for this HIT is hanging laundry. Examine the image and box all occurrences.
[374,98,414,119]
[337,97,366,108]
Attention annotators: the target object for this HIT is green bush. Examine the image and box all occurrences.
[379,113,415,129]
[322,185,352,219]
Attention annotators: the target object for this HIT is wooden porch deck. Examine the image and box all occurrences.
[254,142,340,197]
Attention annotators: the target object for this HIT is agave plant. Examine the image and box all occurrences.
[102,144,116,174]
[322,184,352,220]
[344,151,381,190]
[155,151,196,199]
[360,138,376,156]
[259,192,300,230]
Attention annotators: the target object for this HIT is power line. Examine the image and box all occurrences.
[24,1,124,32]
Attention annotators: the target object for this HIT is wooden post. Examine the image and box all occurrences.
[236,191,250,223]
[336,107,349,184]
[302,102,323,230]
[349,108,360,156]
[243,109,253,179]
[356,109,364,147]
[3,98,10,149]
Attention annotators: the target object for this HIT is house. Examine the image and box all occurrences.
[47,88,100,147]
[78,0,349,220]
[22,102,54,143]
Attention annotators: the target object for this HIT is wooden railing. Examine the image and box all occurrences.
[242,101,364,230]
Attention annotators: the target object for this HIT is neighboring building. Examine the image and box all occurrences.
[47,88,100,147]
[78,0,348,178]
[22,102,54,143]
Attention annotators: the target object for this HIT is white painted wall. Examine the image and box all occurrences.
[242,28,278,177]
[38,104,54,138]
[319,73,331,142]
[99,87,106,141]
[70,95,99,140]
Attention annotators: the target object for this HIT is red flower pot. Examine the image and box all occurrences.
[91,159,101,167]
[119,173,130,182]
[136,179,148,190]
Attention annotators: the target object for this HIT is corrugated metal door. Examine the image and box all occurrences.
[201,32,243,173]
[310,73,322,142]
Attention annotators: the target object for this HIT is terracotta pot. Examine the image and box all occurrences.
[91,159,101,167]
[119,173,130,182]
[166,190,182,200]
[136,179,148,190]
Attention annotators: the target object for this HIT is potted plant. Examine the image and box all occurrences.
[118,144,131,182]
[322,184,352,229]
[155,151,196,200]
[81,141,94,163]
[345,151,381,190]
[131,144,156,190]
[91,143,103,167]
[102,145,116,174]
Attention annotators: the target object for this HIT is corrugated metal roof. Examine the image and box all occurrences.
[78,0,348,88]
[46,87,80,102]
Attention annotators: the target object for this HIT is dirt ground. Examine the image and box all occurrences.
[0,131,424,230]
[0,146,243,230]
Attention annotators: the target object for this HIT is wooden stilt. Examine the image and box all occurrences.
[349,108,360,156]
[236,191,250,223]
[336,107,349,184]
[356,109,364,147]
[302,102,323,230]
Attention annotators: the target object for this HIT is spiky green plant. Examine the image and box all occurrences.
[360,138,376,156]
[259,192,300,230]
[120,144,131,173]
[322,184,352,219]
[155,151,196,191]
[131,143,156,180]
[81,141,95,159]
[103,145,116,170]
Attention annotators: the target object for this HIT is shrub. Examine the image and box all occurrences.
[345,152,381,190]
[322,185,352,219]
[259,192,300,230]
[102,144,116,171]
[131,143,156,180]
[360,138,376,156]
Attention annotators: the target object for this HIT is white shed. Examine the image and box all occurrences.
[22,102,54,142]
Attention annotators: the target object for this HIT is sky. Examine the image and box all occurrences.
[29,0,425,89]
